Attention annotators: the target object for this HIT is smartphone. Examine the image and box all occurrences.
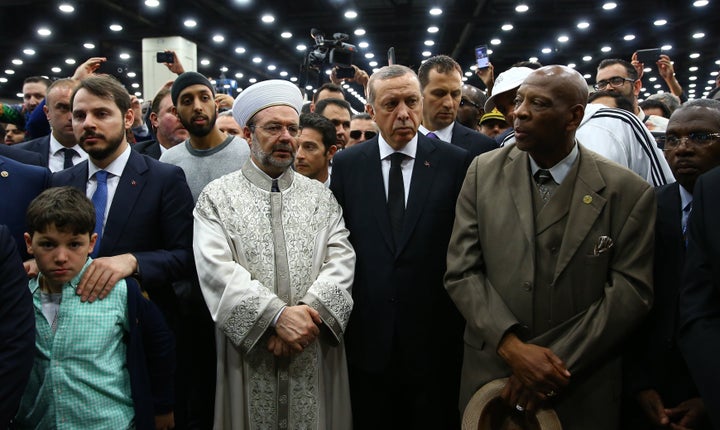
[335,66,355,79]
[156,51,174,63]
[98,61,128,76]
[636,48,661,65]
[475,45,489,69]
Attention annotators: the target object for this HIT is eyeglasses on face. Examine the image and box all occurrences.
[250,123,300,137]
[349,130,377,140]
[593,76,636,91]
[661,132,720,150]
[460,98,481,109]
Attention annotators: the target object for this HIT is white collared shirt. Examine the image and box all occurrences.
[378,134,417,206]
[48,134,87,173]
[419,121,454,143]
[86,144,132,233]
[528,142,579,185]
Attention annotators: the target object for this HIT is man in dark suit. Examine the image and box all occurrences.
[418,55,498,157]
[0,144,44,166]
[50,75,195,427]
[625,99,720,429]
[331,64,472,429]
[132,87,189,160]
[0,155,49,259]
[15,79,87,172]
[677,106,720,430]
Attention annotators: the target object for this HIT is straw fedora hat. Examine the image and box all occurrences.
[462,378,562,430]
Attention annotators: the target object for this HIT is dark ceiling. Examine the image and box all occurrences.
[1,0,718,111]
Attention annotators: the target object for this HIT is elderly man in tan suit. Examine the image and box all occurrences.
[445,65,655,429]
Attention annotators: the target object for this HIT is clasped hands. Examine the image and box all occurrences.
[497,333,571,412]
[267,305,322,357]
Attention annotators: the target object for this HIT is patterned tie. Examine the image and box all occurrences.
[91,170,109,258]
[426,132,439,140]
[388,152,406,246]
[271,178,280,192]
[61,148,77,169]
[682,201,693,248]
[534,169,557,203]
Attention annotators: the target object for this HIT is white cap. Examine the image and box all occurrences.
[484,67,534,112]
[232,79,304,127]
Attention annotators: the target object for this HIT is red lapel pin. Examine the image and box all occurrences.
[424,161,430,167]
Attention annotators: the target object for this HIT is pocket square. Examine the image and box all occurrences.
[593,235,614,256]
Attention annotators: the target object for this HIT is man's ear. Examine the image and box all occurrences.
[124,108,134,130]
[366,104,374,118]
[149,112,159,129]
[24,232,34,255]
[327,145,338,160]
[43,104,50,121]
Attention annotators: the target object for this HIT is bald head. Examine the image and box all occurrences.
[532,65,588,106]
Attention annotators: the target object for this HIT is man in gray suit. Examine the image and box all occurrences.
[445,65,655,429]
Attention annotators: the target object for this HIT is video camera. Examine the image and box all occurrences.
[305,28,357,71]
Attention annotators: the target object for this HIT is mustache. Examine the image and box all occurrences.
[79,130,105,143]
[272,143,293,152]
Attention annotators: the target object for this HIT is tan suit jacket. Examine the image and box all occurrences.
[445,144,655,429]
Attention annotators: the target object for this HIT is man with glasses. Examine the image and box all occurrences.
[595,59,669,131]
[626,99,720,429]
[347,112,377,147]
[418,55,498,157]
[194,79,355,429]
[456,84,487,131]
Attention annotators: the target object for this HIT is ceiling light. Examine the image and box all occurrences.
[220,66,229,72]
[369,61,378,67]
[422,51,432,57]
[490,38,501,45]
[529,56,539,63]
[583,74,591,79]
[567,63,576,69]
[296,44,307,51]
[290,77,298,82]
[689,76,697,81]
[261,14,275,23]
[252,57,262,63]
[65,58,76,65]
[280,71,288,77]
[576,21,590,29]
[689,66,699,72]
[281,31,292,38]
[267,65,277,71]
[235,72,244,78]
[429,7,442,15]
[693,0,709,6]
[501,24,513,31]
[354,28,366,36]
[51,67,61,73]
[145,0,160,6]
[424,40,435,46]
[5,70,15,75]
[84,42,95,49]
[200,59,210,66]
[119,53,130,59]
[623,34,635,41]
[602,2,617,10]
[653,84,661,89]
[649,77,657,82]
[690,52,701,59]
[601,46,612,52]
[58,3,74,13]
[358,41,369,49]
[235,46,246,54]
[11,59,23,65]
[557,35,569,43]
[134,92,142,97]
[0,78,6,83]
[127,72,136,78]
[213,34,225,43]
[37,27,51,36]
[654,19,667,26]
[428,26,439,33]
[692,32,705,39]
[109,24,123,32]
[515,4,529,13]
[249,78,257,83]
[541,47,552,54]
[583,55,592,62]
[131,83,140,88]
[465,71,473,77]
[345,10,357,19]
[365,53,375,59]
[184,19,197,28]
[689,83,697,88]
[643,67,651,72]
[661,45,672,51]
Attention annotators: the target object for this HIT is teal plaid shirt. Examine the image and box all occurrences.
[15,258,135,429]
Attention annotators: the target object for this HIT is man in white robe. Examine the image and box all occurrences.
[193,79,355,429]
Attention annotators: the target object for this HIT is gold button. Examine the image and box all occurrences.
[583,195,592,204]
[1,170,8,178]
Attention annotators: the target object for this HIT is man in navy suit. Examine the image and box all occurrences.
[0,144,44,166]
[0,155,49,259]
[625,99,720,429]
[50,75,195,426]
[418,55,498,158]
[331,65,472,429]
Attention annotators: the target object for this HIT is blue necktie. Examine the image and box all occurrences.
[91,170,109,257]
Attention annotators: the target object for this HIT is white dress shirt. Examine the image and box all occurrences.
[378,134,417,207]
[48,134,87,173]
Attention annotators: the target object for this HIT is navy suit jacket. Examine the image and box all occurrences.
[331,133,471,374]
[450,121,498,158]
[679,166,720,429]
[0,225,35,429]
[0,156,50,259]
[14,135,50,167]
[0,144,44,167]
[133,140,162,160]
[50,150,194,309]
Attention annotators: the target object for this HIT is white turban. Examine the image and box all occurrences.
[232,79,304,127]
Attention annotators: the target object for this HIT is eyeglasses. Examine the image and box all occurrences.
[593,76,636,91]
[460,98,481,109]
[250,123,300,137]
[662,132,720,150]
[349,130,377,140]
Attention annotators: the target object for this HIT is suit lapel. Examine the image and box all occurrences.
[41,137,51,162]
[101,151,148,254]
[553,148,606,280]
[362,140,396,254]
[657,183,683,246]
[504,147,535,247]
[397,135,437,253]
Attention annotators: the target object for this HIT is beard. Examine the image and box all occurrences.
[179,110,217,137]
[250,137,295,170]
[78,126,125,162]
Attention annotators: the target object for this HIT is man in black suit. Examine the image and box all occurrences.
[331,64,472,429]
[15,79,87,172]
[418,55,498,157]
[50,75,195,427]
[0,144,44,166]
[625,99,720,429]
[133,87,189,160]
[677,101,720,430]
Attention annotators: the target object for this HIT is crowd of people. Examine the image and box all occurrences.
[1,46,720,430]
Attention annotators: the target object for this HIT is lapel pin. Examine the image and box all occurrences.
[583,195,592,204]
[131,179,137,186]
[0,170,8,178]
[424,161,430,167]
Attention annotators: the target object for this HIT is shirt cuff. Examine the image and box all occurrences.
[271,306,286,327]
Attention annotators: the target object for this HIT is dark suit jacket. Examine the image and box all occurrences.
[0,144,44,167]
[50,150,195,310]
[0,156,50,259]
[133,140,162,160]
[0,225,35,429]
[450,121,498,157]
[14,135,50,167]
[679,166,720,429]
[331,133,471,422]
